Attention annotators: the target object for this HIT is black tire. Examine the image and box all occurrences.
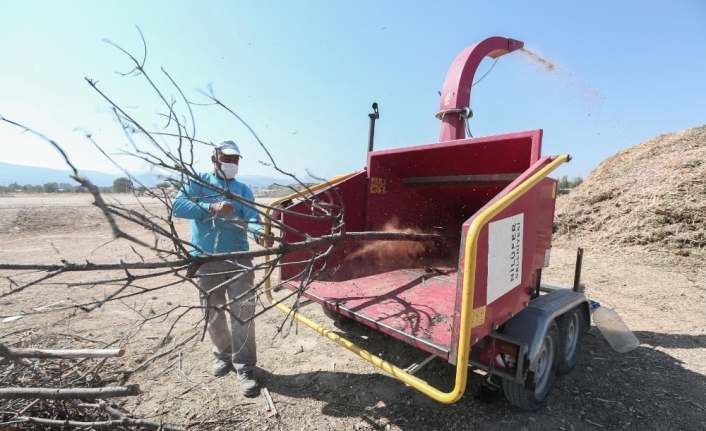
[503,321,559,411]
[557,306,586,375]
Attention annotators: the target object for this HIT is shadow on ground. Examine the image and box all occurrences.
[259,320,706,431]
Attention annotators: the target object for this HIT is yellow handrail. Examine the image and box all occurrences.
[262,171,359,225]
[263,155,569,403]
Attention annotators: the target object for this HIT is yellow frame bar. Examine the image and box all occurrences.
[263,155,569,403]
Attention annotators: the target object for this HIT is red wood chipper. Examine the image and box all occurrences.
[265,36,589,411]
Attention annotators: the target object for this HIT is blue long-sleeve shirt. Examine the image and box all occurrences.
[173,172,263,256]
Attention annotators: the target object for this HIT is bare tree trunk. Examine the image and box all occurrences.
[0,343,125,360]
[0,385,142,400]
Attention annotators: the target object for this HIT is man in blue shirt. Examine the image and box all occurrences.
[173,140,271,397]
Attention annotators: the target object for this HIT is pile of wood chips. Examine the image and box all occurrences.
[555,125,706,254]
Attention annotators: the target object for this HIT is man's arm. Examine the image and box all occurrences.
[172,181,213,219]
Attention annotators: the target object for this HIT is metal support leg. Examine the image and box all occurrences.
[405,354,437,375]
[573,247,584,292]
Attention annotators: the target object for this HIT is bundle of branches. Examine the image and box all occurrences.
[0,27,440,335]
[0,333,178,430]
[555,125,706,254]
[0,28,442,428]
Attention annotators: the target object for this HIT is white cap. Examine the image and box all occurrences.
[216,140,241,156]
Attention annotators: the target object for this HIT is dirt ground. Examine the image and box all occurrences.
[1,194,704,430]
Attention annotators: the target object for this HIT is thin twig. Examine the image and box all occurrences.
[15,398,41,416]
[130,332,198,374]
[262,387,279,418]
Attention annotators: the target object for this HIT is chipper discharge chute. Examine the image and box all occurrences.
[265,36,589,411]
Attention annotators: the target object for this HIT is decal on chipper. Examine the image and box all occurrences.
[471,305,487,328]
[370,178,387,194]
[487,213,524,304]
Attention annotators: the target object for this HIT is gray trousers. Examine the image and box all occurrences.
[195,259,257,373]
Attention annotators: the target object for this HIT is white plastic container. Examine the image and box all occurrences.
[592,305,640,353]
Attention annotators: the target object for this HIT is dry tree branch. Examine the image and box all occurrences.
[4,415,179,431]
[0,117,150,249]
[0,30,449,429]
[0,344,125,360]
[0,385,142,400]
[0,269,64,298]
[67,401,182,431]
[79,277,134,312]
[0,231,439,274]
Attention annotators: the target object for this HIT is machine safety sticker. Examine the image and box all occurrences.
[370,178,387,194]
[487,213,523,304]
[471,305,487,328]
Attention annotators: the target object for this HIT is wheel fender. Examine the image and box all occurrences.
[501,289,588,374]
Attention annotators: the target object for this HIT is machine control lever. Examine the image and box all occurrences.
[367,102,380,153]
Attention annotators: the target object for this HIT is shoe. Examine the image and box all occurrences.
[212,358,232,377]
[238,370,259,397]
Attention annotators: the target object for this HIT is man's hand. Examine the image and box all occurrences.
[210,201,235,216]
[258,233,274,248]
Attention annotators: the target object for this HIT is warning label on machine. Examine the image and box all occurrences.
[487,213,524,304]
[369,178,387,194]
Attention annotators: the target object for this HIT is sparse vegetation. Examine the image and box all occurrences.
[112,177,134,193]
[557,175,584,194]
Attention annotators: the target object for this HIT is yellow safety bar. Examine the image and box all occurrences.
[263,155,569,403]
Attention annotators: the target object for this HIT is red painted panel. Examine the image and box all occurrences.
[279,172,367,280]
[365,130,542,239]
[368,130,542,179]
[364,159,417,231]
[450,156,555,363]
[535,178,557,269]
[300,261,458,357]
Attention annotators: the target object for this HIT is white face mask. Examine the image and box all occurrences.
[217,162,238,179]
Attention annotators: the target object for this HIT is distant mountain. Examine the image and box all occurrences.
[0,162,127,187]
[0,162,299,189]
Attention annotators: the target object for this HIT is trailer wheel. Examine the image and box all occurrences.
[503,321,559,411]
[557,306,585,375]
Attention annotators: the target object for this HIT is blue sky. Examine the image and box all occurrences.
[1,1,704,183]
